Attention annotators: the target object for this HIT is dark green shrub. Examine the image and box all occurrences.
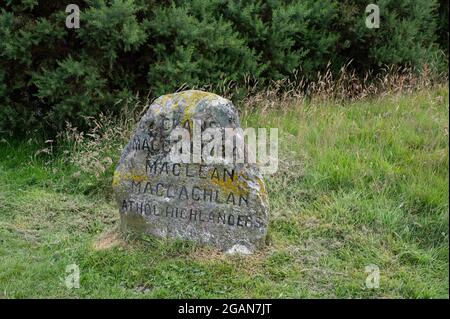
[0,0,447,136]
[437,0,449,55]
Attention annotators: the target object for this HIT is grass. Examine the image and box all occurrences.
[0,85,448,298]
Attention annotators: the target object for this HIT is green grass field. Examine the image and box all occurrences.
[0,86,448,298]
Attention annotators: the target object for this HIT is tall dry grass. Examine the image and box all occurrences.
[51,65,447,177]
[238,63,447,114]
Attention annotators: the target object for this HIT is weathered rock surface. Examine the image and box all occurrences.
[113,90,268,253]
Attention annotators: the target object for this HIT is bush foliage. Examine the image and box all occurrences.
[0,0,448,135]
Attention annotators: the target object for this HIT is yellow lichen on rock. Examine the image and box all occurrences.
[112,171,147,187]
[179,90,219,129]
[209,170,250,198]
[255,177,268,202]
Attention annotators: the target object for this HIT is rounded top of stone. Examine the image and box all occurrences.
[153,90,230,109]
[147,90,238,128]
[157,89,221,99]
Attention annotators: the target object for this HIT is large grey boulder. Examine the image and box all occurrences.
[113,90,269,253]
